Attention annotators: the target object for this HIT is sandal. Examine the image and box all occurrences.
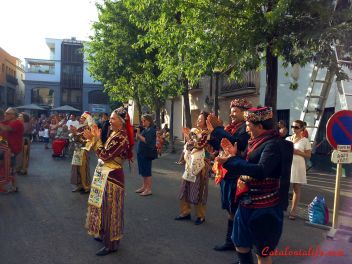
[140,190,152,196]
[135,187,145,193]
[288,214,296,220]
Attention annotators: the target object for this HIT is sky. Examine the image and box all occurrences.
[0,0,100,62]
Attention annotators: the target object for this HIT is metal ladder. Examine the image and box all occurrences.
[299,65,336,150]
[300,0,352,151]
[334,45,352,110]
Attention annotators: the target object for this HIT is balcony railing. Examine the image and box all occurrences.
[220,70,258,95]
[6,74,18,85]
[26,59,55,74]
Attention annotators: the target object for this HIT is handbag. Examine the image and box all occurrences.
[142,145,158,160]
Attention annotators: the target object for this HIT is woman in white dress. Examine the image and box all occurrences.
[286,120,312,220]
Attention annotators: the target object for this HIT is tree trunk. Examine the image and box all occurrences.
[154,101,161,129]
[265,45,278,122]
[169,98,176,153]
[214,73,220,116]
[135,99,142,125]
[182,78,192,128]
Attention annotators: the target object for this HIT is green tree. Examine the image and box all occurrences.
[126,0,224,127]
[203,0,352,117]
[127,0,352,121]
[85,0,179,127]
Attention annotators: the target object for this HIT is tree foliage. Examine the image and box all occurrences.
[85,0,179,125]
[87,0,352,124]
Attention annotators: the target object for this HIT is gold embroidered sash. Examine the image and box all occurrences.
[88,160,114,208]
[182,147,205,182]
[71,149,84,166]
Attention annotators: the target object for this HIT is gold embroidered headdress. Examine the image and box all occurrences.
[244,107,273,122]
[230,98,252,110]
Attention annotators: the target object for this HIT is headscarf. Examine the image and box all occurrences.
[81,111,95,127]
[114,107,134,161]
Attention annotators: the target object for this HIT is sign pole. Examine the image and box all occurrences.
[332,163,342,229]
[325,110,352,239]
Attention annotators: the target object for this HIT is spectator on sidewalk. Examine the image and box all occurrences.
[43,124,50,149]
[135,114,156,196]
[278,120,288,138]
[49,118,59,144]
[98,112,110,144]
[66,114,79,129]
[286,120,312,220]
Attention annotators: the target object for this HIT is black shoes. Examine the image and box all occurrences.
[94,237,103,242]
[174,214,191,221]
[174,215,205,225]
[96,247,116,256]
[194,218,205,225]
[80,189,90,194]
[213,242,235,251]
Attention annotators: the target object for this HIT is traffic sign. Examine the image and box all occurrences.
[331,150,352,164]
[337,145,351,151]
[326,110,352,149]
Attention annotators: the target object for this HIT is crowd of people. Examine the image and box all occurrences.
[1,99,314,263]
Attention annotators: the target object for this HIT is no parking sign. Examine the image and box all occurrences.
[326,110,352,149]
[325,110,352,233]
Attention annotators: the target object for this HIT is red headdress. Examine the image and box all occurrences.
[115,107,134,161]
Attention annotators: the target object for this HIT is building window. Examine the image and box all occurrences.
[61,88,82,109]
[31,88,54,106]
[88,90,109,104]
[7,87,15,106]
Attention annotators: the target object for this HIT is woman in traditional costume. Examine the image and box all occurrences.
[84,107,134,256]
[175,111,210,225]
[70,111,94,193]
[16,112,31,175]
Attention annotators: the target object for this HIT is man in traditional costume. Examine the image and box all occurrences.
[207,99,252,251]
[84,107,134,256]
[70,111,94,193]
[217,107,292,264]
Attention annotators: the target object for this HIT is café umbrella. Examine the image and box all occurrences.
[16,104,45,111]
[52,105,80,112]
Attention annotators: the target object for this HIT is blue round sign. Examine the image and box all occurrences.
[326,110,352,149]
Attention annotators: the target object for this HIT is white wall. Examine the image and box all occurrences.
[259,62,342,125]
[83,62,99,84]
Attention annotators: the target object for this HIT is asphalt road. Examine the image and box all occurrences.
[1,142,351,264]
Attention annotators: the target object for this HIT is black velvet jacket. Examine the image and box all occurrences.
[223,137,293,210]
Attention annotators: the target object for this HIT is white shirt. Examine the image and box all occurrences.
[43,129,49,138]
[66,120,80,129]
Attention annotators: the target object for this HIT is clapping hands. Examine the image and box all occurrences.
[83,124,101,140]
[215,138,237,165]
[221,138,237,156]
[206,114,223,132]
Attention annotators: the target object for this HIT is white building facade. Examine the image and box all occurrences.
[24,38,110,113]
